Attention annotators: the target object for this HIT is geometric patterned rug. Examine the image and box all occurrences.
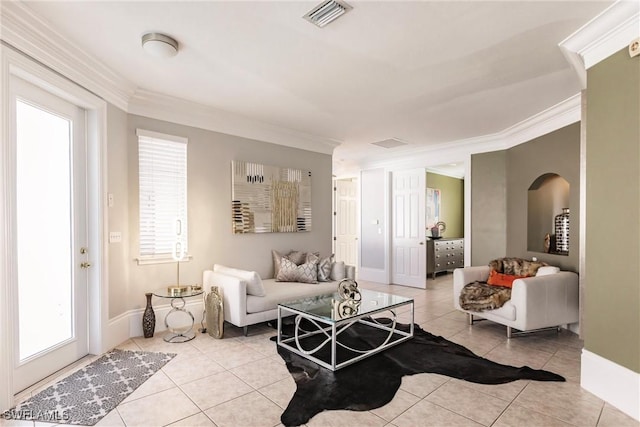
[1,349,175,425]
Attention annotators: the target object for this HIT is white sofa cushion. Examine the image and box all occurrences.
[213,264,265,296]
[246,279,337,313]
[536,266,560,276]
[482,301,516,321]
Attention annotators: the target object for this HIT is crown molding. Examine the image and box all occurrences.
[129,90,341,155]
[425,167,464,180]
[1,1,340,155]
[499,93,581,149]
[357,93,581,172]
[0,1,136,110]
[559,0,640,89]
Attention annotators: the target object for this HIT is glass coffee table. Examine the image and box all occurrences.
[277,289,414,371]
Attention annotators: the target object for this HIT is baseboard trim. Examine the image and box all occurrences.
[581,349,640,421]
[358,267,388,284]
[105,300,205,349]
[105,311,131,351]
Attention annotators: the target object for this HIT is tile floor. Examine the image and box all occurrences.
[3,274,639,427]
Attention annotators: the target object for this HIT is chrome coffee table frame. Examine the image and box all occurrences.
[277,290,414,371]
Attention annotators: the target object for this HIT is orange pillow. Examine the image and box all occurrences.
[487,270,528,288]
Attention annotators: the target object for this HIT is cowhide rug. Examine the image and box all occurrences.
[273,318,564,427]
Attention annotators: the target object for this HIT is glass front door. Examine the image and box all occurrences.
[10,76,89,393]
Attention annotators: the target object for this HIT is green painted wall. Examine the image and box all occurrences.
[585,48,640,373]
[470,151,507,266]
[426,172,464,238]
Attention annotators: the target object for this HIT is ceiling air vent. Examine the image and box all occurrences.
[303,0,352,28]
[371,138,409,149]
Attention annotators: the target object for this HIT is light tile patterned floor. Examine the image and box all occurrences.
[4,275,639,427]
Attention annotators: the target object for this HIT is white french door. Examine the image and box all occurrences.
[9,76,89,393]
[334,179,358,267]
[391,168,426,288]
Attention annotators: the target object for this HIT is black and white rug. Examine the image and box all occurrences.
[1,349,175,425]
[275,319,564,427]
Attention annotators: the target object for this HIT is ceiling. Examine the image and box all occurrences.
[19,1,612,174]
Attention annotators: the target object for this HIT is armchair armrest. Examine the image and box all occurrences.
[453,266,490,309]
[510,271,579,330]
[203,270,248,327]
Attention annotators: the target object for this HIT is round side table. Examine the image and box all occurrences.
[152,287,204,343]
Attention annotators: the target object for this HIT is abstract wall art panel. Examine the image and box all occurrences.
[231,161,312,233]
[426,187,441,228]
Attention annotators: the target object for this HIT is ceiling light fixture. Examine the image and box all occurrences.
[142,32,179,58]
[303,0,352,28]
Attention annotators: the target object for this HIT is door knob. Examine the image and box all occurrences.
[419,241,424,245]
[81,262,92,269]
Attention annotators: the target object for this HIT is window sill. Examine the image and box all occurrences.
[136,255,193,266]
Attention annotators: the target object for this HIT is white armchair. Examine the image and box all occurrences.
[453,266,579,338]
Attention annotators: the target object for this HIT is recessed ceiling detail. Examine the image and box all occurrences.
[371,138,409,149]
[303,0,352,28]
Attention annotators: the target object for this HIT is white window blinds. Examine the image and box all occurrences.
[137,129,188,259]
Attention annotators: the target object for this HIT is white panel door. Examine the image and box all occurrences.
[334,179,358,267]
[391,169,426,288]
[10,76,89,393]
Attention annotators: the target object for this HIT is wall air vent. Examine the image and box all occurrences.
[303,0,352,28]
[371,138,409,149]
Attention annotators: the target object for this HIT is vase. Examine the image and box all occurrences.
[142,293,155,338]
[554,207,570,253]
[205,286,224,339]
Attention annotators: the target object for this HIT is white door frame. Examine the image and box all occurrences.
[0,46,108,409]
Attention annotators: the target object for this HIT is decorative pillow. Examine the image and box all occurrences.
[488,257,547,276]
[536,266,560,276]
[286,250,307,266]
[486,269,528,288]
[330,261,346,281]
[213,264,265,296]
[272,250,286,278]
[345,265,356,280]
[317,254,335,282]
[276,258,318,284]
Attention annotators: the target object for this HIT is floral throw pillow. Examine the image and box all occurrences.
[277,258,318,284]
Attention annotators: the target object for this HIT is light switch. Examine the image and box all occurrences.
[109,231,122,243]
[107,193,114,208]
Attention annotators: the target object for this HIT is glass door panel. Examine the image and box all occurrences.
[16,100,74,361]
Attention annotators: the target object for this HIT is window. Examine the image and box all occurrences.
[137,129,188,263]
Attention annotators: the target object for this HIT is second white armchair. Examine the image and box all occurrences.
[453,264,579,338]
